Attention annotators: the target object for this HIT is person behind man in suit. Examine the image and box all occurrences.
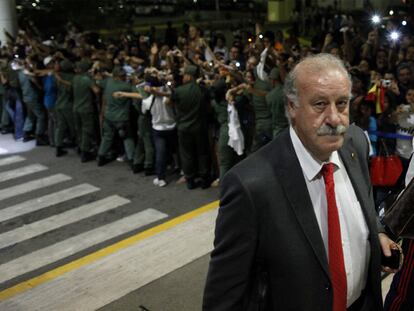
[203,53,399,311]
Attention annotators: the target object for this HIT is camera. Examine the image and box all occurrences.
[381,79,392,88]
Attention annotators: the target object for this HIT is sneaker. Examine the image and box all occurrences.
[176,175,186,184]
[153,178,160,186]
[211,178,220,187]
[157,179,167,187]
[116,155,126,162]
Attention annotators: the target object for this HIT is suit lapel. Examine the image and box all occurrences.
[339,135,376,231]
[274,130,330,277]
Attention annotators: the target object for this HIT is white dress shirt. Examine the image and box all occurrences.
[290,127,370,307]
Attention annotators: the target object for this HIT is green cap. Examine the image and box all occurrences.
[60,59,74,72]
[184,65,198,77]
[268,67,280,80]
[112,66,126,78]
[76,59,91,73]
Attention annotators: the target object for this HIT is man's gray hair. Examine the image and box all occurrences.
[283,53,352,107]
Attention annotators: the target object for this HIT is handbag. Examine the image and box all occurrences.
[370,139,403,186]
[383,177,414,238]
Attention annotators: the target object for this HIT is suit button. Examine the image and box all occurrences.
[325,284,331,290]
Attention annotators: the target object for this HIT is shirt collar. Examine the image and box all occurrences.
[289,126,342,181]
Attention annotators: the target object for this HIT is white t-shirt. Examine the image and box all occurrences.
[150,90,176,131]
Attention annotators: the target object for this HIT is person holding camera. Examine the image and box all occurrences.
[114,73,177,187]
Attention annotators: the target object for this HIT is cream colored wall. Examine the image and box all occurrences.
[0,0,17,47]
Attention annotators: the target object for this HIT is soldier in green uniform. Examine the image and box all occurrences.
[265,67,288,138]
[112,73,155,175]
[171,65,211,189]
[248,68,272,152]
[1,60,24,139]
[97,67,135,167]
[212,79,244,182]
[72,59,100,162]
[17,59,48,145]
[0,65,12,134]
[132,84,155,175]
[54,59,76,157]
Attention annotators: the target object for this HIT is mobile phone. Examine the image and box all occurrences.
[381,249,401,270]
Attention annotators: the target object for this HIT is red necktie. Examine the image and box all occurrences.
[321,163,347,311]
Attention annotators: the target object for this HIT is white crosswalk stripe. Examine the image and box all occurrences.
[0,164,48,183]
[0,156,25,167]
[0,174,71,201]
[0,208,168,284]
[0,184,99,223]
[0,195,131,249]
[0,208,216,311]
[0,159,179,310]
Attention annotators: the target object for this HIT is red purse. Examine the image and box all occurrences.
[370,140,403,187]
[370,156,386,186]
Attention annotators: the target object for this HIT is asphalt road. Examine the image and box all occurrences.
[0,133,219,310]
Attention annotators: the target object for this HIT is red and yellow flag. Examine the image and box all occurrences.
[365,84,385,114]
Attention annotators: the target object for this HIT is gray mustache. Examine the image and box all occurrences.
[316,124,347,136]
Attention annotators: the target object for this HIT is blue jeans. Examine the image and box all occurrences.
[152,128,177,180]
[5,88,24,140]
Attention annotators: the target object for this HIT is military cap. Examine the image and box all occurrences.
[268,67,280,80]
[112,66,126,77]
[76,59,91,73]
[184,65,198,77]
[60,59,74,72]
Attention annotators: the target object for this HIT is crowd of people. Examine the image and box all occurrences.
[0,6,413,311]
[0,14,413,191]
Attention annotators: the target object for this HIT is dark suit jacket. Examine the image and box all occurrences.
[203,125,383,311]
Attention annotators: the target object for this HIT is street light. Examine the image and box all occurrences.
[390,31,400,41]
[371,15,381,24]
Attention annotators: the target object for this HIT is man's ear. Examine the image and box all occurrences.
[287,100,297,119]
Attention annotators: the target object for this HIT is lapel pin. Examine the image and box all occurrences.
[351,152,355,159]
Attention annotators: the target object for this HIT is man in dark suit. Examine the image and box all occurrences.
[203,54,399,311]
